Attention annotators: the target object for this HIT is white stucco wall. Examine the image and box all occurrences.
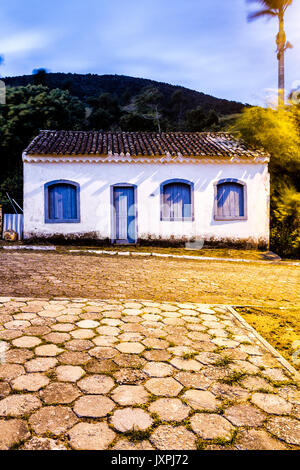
[23,160,270,246]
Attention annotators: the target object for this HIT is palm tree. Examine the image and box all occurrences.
[247,0,293,106]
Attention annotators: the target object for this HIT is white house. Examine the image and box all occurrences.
[23,131,270,248]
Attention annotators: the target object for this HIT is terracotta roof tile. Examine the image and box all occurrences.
[25,131,268,159]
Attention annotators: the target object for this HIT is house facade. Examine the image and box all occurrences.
[23,131,270,247]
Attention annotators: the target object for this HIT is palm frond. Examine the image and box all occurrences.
[246,0,293,13]
[247,8,277,21]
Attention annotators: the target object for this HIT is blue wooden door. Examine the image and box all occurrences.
[113,187,136,244]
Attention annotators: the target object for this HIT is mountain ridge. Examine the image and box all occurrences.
[3,72,246,115]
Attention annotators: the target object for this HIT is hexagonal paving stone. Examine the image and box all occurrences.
[97,326,120,336]
[70,329,95,340]
[58,351,90,365]
[265,416,300,445]
[170,357,202,372]
[111,408,153,433]
[76,320,100,329]
[116,342,145,354]
[65,340,93,352]
[278,386,300,404]
[241,376,274,392]
[77,374,115,394]
[143,338,169,350]
[182,390,220,411]
[114,369,147,385]
[40,382,80,404]
[150,425,196,450]
[0,382,10,398]
[210,382,250,401]
[190,413,235,440]
[0,364,25,381]
[73,395,115,418]
[111,439,154,450]
[168,346,196,357]
[251,393,293,415]
[5,349,34,364]
[239,344,264,356]
[25,357,58,373]
[149,398,190,421]
[21,437,67,450]
[262,368,290,382]
[29,406,78,435]
[55,365,85,382]
[143,362,174,377]
[143,350,171,362]
[4,320,31,330]
[11,373,50,392]
[119,332,144,342]
[0,394,41,417]
[124,302,143,309]
[0,330,22,340]
[35,344,63,357]
[52,323,75,332]
[69,423,116,450]
[122,308,142,316]
[236,429,287,450]
[93,336,118,347]
[175,371,212,390]
[0,419,30,450]
[224,404,266,427]
[43,332,71,344]
[145,378,183,397]
[111,385,149,406]
[12,336,42,348]
[89,346,118,359]
[85,358,119,374]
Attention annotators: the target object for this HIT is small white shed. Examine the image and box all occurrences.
[23,131,270,248]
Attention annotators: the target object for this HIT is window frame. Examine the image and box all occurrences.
[160,178,194,222]
[214,178,247,221]
[44,180,81,224]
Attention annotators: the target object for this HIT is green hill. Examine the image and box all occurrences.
[3,72,246,116]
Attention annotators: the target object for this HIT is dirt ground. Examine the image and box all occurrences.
[0,251,298,308]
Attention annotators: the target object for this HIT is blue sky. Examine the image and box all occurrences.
[0,0,299,105]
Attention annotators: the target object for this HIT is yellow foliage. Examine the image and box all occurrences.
[231,106,300,167]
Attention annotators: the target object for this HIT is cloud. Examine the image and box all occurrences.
[0,30,51,55]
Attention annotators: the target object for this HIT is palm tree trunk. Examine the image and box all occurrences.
[277,14,285,106]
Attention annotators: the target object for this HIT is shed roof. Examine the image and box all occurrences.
[25,130,268,162]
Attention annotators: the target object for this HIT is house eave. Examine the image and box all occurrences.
[22,153,270,164]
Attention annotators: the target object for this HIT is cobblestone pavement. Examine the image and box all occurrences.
[0,297,299,450]
[0,252,299,306]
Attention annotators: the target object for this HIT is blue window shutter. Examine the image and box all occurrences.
[48,183,78,221]
[217,183,244,218]
[163,183,191,220]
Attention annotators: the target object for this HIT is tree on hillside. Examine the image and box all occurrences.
[247,0,293,106]
[133,87,163,132]
[0,85,86,177]
[32,68,48,86]
[169,90,188,130]
[86,92,121,130]
[184,106,219,132]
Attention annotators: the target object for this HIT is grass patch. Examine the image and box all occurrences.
[182,352,198,360]
[220,370,246,385]
[213,356,233,367]
[236,306,300,371]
